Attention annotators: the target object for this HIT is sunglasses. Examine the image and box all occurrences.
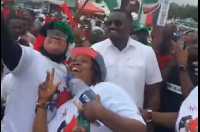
[105,20,123,27]
[47,30,68,41]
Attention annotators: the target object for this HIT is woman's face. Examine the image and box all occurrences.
[68,54,93,86]
[43,29,68,55]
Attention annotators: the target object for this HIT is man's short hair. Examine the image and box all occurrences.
[6,15,22,24]
[112,9,133,22]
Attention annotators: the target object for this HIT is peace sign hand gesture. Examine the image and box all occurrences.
[38,68,61,103]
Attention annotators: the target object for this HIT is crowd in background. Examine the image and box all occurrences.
[1,0,198,132]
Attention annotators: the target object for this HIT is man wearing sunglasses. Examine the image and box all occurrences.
[92,9,162,130]
[1,15,75,132]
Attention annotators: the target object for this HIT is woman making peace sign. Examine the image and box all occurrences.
[33,47,146,132]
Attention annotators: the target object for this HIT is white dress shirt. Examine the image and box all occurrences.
[92,38,162,108]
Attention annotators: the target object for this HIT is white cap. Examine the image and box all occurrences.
[39,14,46,19]
[92,26,105,34]
[129,0,141,5]
[80,15,86,21]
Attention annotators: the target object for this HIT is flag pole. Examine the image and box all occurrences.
[74,0,90,15]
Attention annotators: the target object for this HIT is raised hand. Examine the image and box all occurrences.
[172,40,189,66]
[126,0,140,13]
[74,95,104,123]
[38,68,61,103]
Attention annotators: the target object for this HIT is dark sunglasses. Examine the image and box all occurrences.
[47,30,68,41]
[105,20,123,27]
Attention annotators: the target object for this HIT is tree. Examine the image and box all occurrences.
[168,3,198,22]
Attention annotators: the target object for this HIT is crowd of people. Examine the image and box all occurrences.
[1,1,198,132]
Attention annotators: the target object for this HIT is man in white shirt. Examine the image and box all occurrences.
[91,17,96,29]
[92,9,162,114]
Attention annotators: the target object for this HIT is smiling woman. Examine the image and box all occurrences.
[38,21,75,63]
[33,47,146,132]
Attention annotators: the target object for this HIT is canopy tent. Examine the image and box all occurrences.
[93,1,110,15]
[178,18,198,26]
[78,2,105,14]
[95,0,119,12]
[23,0,76,8]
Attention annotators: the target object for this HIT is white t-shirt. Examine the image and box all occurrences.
[91,19,96,29]
[1,46,67,132]
[92,38,162,108]
[176,86,198,132]
[1,64,9,80]
[48,82,145,132]
[1,74,13,100]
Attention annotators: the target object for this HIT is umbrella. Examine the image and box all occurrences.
[78,2,105,14]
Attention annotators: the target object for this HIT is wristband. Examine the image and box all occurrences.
[178,65,187,72]
[146,109,153,123]
[36,102,49,110]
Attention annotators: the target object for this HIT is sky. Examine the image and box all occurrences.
[173,0,198,5]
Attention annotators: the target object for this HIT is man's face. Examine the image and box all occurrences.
[8,19,23,39]
[106,12,130,41]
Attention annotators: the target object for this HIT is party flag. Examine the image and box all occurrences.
[59,0,76,28]
[136,0,171,26]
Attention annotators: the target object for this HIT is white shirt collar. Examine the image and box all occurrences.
[106,37,135,49]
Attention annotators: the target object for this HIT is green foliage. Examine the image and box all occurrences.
[168,3,198,22]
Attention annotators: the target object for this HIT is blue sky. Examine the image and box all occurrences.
[173,0,198,5]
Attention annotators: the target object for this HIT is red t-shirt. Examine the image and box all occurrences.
[34,34,45,50]
[44,17,60,23]
[82,30,89,40]
[2,9,10,19]
[155,51,170,70]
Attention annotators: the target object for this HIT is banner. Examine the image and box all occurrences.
[137,0,170,26]
[156,0,171,26]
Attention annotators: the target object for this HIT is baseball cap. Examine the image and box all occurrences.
[70,47,107,81]
[39,14,46,19]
